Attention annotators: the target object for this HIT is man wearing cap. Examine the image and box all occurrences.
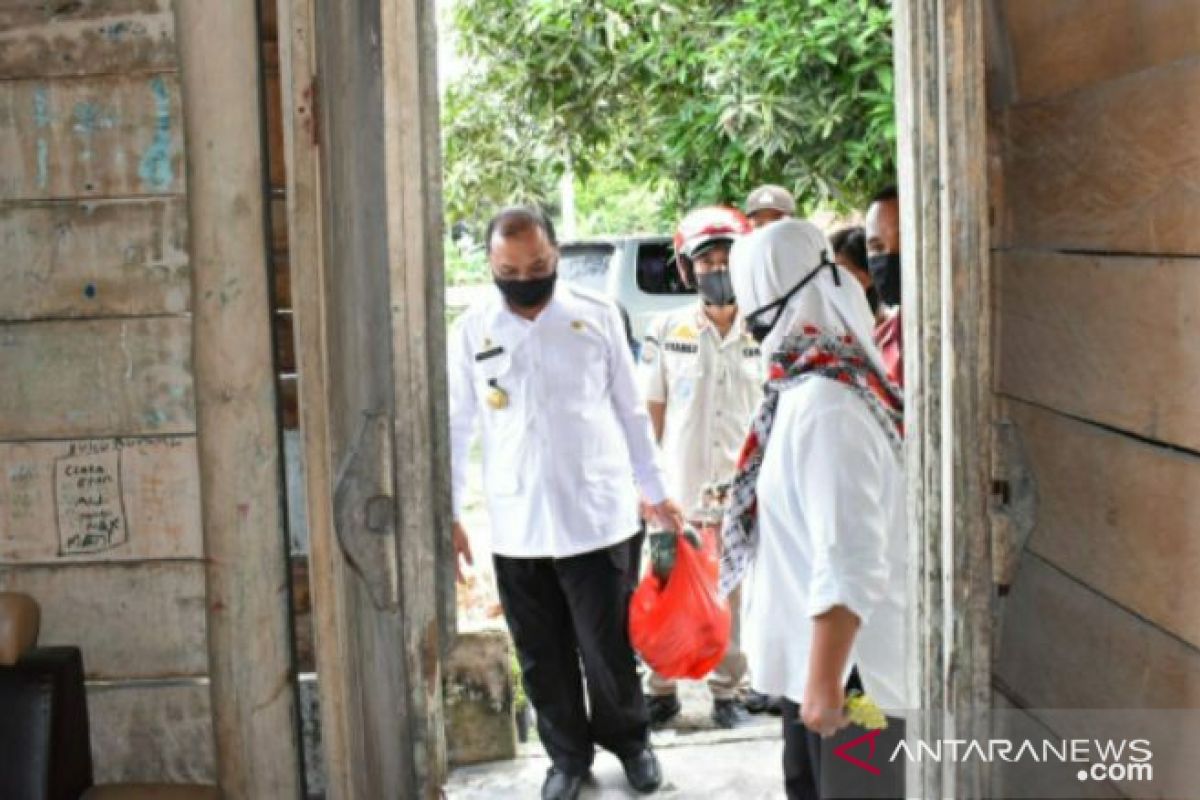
[744,184,797,229]
[638,206,763,729]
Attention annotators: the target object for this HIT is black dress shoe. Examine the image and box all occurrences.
[711,698,745,729]
[645,693,681,727]
[743,689,771,714]
[541,767,584,800]
[621,748,663,794]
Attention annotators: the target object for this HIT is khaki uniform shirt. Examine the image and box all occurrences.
[638,305,764,517]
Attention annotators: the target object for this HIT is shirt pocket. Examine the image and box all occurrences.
[544,327,608,409]
[667,354,703,407]
[472,350,515,409]
[740,350,765,383]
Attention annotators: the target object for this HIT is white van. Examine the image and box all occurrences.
[558,235,696,348]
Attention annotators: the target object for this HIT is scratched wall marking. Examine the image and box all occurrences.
[138,76,174,190]
[54,442,129,555]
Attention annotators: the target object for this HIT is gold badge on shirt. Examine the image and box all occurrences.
[486,379,509,410]
[571,320,587,332]
[670,323,698,341]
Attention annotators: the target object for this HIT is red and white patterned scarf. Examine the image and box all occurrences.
[718,326,903,597]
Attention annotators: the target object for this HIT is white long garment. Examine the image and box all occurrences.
[448,283,668,558]
[741,376,909,711]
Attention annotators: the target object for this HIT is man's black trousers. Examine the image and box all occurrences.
[494,536,648,777]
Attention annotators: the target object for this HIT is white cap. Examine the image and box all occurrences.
[744,184,796,216]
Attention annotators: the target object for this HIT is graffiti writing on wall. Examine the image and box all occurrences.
[54,443,128,555]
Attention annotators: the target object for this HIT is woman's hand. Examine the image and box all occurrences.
[801,676,849,737]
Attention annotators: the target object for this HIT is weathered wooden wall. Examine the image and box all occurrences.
[987,0,1200,727]
[0,0,214,783]
[0,2,302,792]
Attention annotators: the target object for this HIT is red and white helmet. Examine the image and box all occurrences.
[673,206,751,287]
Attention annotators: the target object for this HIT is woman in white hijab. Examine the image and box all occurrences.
[720,219,907,799]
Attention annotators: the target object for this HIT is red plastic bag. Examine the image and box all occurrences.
[629,529,731,679]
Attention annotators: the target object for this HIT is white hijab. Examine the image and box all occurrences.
[730,218,887,378]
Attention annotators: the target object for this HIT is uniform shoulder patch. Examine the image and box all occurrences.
[669,323,698,342]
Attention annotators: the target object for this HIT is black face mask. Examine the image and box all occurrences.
[745,254,841,344]
[495,270,557,309]
[867,252,901,307]
[697,270,736,306]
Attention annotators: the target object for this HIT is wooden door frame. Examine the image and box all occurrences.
[895,0,994,797]
[278,0,995,796]
[179,0,304,796]
[278,0,452,797]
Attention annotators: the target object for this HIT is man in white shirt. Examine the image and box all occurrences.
[449,207,684,800]
[638,206,761,729]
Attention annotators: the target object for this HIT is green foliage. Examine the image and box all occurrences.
[443,233,489,286]
[574,172,675,237]
[442,0,895,223]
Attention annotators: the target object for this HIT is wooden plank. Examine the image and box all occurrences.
[270,194,290,257]
[0,317,194,440]
[175,0,302,795]
[895,0,994,797]
[1000,0,1200,104]
[265,65,286,190]
[87,681,216,784]
[997,250,1200,450]
[278,0,360,793]
[0,561,208,679]
[0,435,203,564]
[382,0,452,792]
[996,554,1200,709]
[1007,401,1200,649]
[0,198,189,320]
[275,310,295,373]
[0,0,176,79]
[0,73,186,201]
[988,694,1124,799]
[999,58,1200,254]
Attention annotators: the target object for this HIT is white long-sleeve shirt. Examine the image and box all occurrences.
[448,283,668,558]
[741,376,910,710]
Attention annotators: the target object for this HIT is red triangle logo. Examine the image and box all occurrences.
[833,729,883,775]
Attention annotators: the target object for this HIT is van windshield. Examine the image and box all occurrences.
[559,243,614,293]
[636,241,693,295]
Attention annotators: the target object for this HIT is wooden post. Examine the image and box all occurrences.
[381,0,452,791]
[176,1,303,797]
[894,0,994,797]
[278,0,451,795]
[275,0,360,796]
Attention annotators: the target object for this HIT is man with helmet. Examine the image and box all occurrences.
[637,206,764,729]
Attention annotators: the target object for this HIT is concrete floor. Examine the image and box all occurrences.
[445,681,788,799]
[444,726,786,799]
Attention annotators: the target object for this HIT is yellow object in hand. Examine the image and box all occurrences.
[845,690,888,731]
